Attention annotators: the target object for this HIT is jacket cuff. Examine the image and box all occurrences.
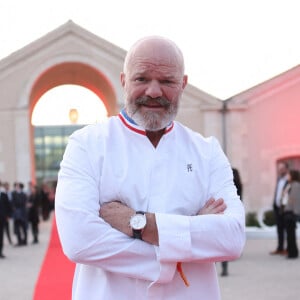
[155,213,192,262]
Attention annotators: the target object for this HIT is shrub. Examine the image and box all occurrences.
[263,210,275,226]
[246,212,261,227]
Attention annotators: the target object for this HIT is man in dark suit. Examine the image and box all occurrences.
[0,185,11,258]
[270,162,289,255]
[11,182,28,246]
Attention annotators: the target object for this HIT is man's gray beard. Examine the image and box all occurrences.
[132,109,177,131]
[126,102,178,131]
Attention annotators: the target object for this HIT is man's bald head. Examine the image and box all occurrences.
[123,36,185,76]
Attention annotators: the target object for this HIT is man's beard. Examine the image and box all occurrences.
[126,96,178,131]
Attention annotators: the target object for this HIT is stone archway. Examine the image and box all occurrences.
[29,62,119,118]
[28,62,119,182]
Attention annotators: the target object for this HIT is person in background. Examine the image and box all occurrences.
[55,36,245,300]
[48,181,57,213]
[2,182,13,245]
[11,182,28,246]
[232,168,243,199]
[270,162,289,255]
[40,183,50,221]
[221,167,243,276]
[27,184,40,244]
[281,169,300,259]
[0,182,11,258]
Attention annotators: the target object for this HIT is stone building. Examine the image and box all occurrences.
[226,65,300,216]
[0,20,299,215]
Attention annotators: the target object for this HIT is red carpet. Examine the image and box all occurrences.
[33,215,75,300]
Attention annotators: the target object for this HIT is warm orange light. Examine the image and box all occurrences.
[69,108,79,124]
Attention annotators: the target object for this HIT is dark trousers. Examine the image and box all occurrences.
[0,219,4,254]
[30,221,39,243]
[284,212,299,258]
[14,219,27,245]
[274,206,285,251]
[4,219,12,244]
[221,261,228,273]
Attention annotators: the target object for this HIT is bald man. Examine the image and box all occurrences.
[56,36,245,300]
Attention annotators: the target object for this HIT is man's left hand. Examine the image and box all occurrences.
[197,198,226,215]
[99,201,134,237]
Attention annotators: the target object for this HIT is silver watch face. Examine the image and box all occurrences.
[130,214,146,230]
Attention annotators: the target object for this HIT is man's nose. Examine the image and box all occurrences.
[145,80,163,98]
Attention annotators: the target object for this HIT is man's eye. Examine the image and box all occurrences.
[161,79,174,85]
[135,77,146,82]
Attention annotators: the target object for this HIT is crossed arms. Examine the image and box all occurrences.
[99,198,227,246]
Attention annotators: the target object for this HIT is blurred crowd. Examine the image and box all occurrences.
[0,180,56,258]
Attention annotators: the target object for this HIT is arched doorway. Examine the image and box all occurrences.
[31,84,108,184]
[28,62,119,184]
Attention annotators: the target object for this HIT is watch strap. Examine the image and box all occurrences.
[132,229,143,239]
[136,211,145,215]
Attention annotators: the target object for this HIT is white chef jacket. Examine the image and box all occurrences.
[55,110,245,300]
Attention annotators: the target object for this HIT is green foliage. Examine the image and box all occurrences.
[263,210,275,226]
[246,212,261,227]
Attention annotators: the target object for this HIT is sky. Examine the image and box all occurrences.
[1,0,300,124]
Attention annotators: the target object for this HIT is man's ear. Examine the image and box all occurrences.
[182,75,188,89]
[120,72,125,87]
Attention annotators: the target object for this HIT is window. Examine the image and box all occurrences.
[34,125,83,183]
[277,156,300,171]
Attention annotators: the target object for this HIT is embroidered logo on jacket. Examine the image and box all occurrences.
[187,164,193,172]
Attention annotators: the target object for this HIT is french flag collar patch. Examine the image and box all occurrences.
[118,109,174,136]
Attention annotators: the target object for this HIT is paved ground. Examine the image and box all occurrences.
[0,217,52,300]
[1,219,299,300]
[219,236,300,300]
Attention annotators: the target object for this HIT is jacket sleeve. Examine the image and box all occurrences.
[156,137,246,263]
[55,129,176,283]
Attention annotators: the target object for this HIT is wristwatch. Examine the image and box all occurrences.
[129,211,147,240]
